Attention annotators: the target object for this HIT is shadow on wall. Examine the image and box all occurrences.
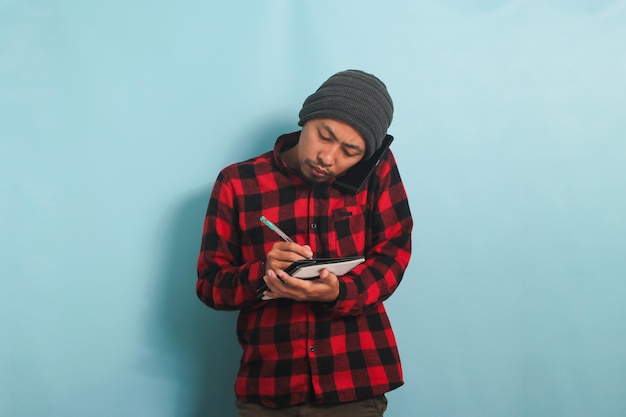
[149,119,297,417]
[150,190,240,417]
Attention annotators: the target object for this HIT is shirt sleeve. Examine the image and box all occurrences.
[196,171,266,311]
[331,151,413,316]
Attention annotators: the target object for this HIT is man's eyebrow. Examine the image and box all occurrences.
[342,142,363,152]
[321,125,338,141]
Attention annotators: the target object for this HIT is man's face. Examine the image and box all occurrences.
[295,119,367,183]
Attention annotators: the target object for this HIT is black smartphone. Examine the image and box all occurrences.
[333,134,394,194]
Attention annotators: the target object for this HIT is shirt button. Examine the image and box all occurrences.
[310,223,317,229]
[309,345,315,352]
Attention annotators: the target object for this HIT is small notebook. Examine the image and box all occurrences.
[283,256,365,279]
[257,256,365,299]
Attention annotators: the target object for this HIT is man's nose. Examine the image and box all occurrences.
[318,145,339,166]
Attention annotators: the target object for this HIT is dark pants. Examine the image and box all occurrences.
[236,395,387,417]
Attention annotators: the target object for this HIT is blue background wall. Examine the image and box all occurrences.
[1,1,625,416]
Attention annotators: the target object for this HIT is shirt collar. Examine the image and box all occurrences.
[272,131,300,175]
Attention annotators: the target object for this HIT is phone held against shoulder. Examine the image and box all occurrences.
[333,134,393,194]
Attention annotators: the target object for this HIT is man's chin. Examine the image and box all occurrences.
[303,175,331,185]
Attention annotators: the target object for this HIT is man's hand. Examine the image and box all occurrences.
[265,241,313,273]
[261,267,340,303]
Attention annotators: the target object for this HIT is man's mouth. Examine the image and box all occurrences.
[309,163,331,178]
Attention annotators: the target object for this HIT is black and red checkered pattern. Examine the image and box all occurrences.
[197,132,413,408]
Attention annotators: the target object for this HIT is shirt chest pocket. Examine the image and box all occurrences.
[328,204,369,257]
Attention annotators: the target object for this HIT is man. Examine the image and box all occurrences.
[197,70,413,416]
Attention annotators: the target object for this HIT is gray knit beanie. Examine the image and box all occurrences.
[298,69,394,159]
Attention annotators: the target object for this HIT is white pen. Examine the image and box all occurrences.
[260,216,294,243]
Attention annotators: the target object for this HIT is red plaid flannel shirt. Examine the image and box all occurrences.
[197,132,413,408]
